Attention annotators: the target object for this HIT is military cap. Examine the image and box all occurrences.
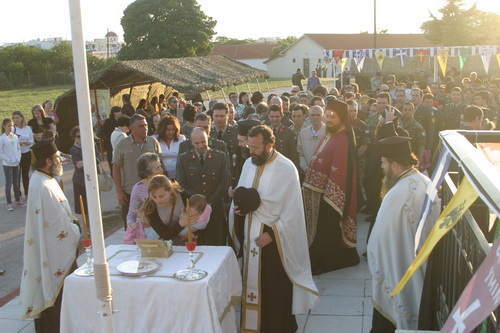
[237,119,261,136]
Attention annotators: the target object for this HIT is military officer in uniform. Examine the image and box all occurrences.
[177,128,229,245]
[400,102,426,168]
[210,102,241,185]
[178,113,228,156]
[267,104,299,170]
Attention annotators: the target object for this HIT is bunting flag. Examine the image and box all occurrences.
[481,47,494,74]
[441,234,500,333]
[437,48,450,77]
[375,51,385,70]
[353,50,366,72]
[459,48,471,70]
[390,176,478,297]
[334,50,345,64]
[395,48,407,66]
[339,57,348,72]
[416,49,428,66]
[414,149,452,254]
[497,54,500,68]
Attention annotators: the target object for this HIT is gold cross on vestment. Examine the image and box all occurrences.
[251,248,258,257]
[248,292,257,301]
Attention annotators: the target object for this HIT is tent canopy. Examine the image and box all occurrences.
[54,55,269,152]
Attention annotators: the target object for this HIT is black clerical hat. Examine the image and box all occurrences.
[234,187,260,215]
[379,136,412,159]
[237,119,261,136]
[326,99,348,124]
[31,139,58,160]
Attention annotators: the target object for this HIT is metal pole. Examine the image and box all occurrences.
[256,79,262,92]
[265,79,271,95]
[246,82,252,95]
[221,88,227,102]
[68,1,114,332]
[206,90,211,101]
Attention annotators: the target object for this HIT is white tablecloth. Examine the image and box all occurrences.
[61,245,242,333]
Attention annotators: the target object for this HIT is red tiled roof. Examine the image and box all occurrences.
[305,34,432,50]
[211,43,279,60]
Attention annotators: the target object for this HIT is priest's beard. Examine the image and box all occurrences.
[326,122,343,134]
[51,159,63,177]
[241,147,250,160]
[381,169,398,197]
[251,149,270,166]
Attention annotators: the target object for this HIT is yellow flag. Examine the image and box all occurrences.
[496,54,500,68]
[339,57,348,72]
[390,176,478,297]
[437,49,449,77]
[375,51,385,70]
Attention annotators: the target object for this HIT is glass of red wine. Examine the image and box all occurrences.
[81,238,93,275]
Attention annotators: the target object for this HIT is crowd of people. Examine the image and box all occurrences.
[11,68,500,332]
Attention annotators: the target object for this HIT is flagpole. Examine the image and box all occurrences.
[68,1,114,332]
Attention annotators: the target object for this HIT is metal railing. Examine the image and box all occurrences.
[420,130,500,332]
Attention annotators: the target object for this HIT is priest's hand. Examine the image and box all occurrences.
[255,232,273,248]
[234,205,244,216]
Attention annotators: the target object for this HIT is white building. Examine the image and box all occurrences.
[264,33,431,78]
[2,37,63,50]
[85,31,123,58]
[210,42,278,71]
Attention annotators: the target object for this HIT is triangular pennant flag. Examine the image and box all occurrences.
[375,51,385,70]
[437,48,449,77]
[416,49,428,66]
[353,50,366,72]
[459,48,471,70]
[334,50,344,64]
[390,176,478,297]
[395,48,407,67]
[481,47,493,74]
[339,57,348,72]
[497,54,500,68]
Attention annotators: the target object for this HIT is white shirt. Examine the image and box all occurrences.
[0,133,21,166]
[13,126,34,154]
[159,135,186,179]
[110,128,128,157]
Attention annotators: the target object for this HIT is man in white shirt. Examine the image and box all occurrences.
[110,115,130,158]
[297,105,325,173]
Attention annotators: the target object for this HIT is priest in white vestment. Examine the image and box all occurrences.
[20,139,80,333]
[367,136,439,332]
[229,125,319,333]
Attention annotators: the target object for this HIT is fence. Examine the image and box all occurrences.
[419,130,500,332]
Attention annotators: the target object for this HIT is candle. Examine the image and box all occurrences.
[186,200,192,244]
[79,195,88,240]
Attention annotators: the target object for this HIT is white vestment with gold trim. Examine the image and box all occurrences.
[230,152,319,332]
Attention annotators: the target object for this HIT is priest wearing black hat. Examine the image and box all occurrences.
[20,139,81,332]
[367,136,440,332]
[303,99,360,274]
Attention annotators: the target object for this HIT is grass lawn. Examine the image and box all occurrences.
[0,85,72,120]
[0,77,334,121]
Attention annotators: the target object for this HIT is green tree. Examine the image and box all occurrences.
[49,42,74,73]
[270,36,297,58]
[421,0,500,46]
[213,36,255,45]
[118,0,216,60]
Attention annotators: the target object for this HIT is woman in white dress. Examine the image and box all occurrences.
[156,114,185,180]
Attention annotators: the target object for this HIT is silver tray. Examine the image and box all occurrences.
[116,259,161,276]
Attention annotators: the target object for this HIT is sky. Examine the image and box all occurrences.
[1,0,499,45]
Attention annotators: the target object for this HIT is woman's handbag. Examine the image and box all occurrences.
[97,162,113,192]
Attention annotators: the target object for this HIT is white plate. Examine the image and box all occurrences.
[116,259,161,276]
